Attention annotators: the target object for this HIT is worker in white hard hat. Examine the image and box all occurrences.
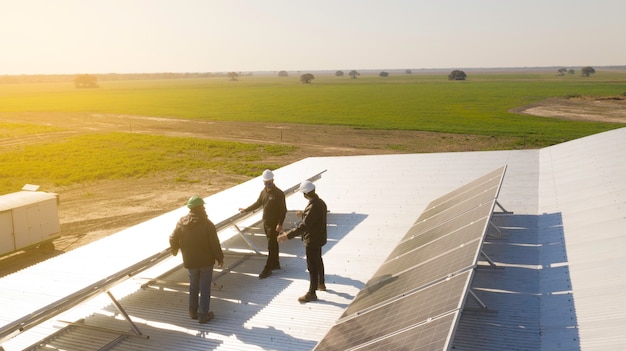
[239,169,287,279]
[278,180,327,303]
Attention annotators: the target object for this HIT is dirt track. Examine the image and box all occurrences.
[1,98,624,276]
[510,96,626,123]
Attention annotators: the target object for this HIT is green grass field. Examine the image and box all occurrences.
[1,71,624,194]
[0,132,295,193]
[2,71,624,135]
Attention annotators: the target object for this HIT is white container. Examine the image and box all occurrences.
[0,187,60,256]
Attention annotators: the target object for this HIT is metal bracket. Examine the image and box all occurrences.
[106,291,145,337]
[480,250,498,268]
[58,319,148,339]
[233,224,262,255]
[48,295,147,351]
[487,220,503,238]
[493,200,513,214]
[464,289,497,313]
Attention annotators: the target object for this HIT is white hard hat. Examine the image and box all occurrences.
[262,169,274,181]
[299,180,315,193]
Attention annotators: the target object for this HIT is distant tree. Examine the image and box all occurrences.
[581,66,596,77]
[568,69,575,75]
[300,73,315,84]
[557,68,567,76]
[448,70,467,80]
[379,71,389,77]
[349,70,360,79]
[227,72,239,81]
[335,70,344,77]
[405,69,412,74]
[278,70,288,77]
[74,74,98,88]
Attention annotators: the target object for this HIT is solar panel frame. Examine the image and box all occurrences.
[314,271,472,351]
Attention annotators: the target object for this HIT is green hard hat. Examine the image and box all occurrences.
[186,195,205,209]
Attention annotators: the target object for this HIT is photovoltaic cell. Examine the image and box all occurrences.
[314,272,471,351]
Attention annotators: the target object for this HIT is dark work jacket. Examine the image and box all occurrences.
[243,185,287,227]
[169,210,224,269]
[286,194,327,248]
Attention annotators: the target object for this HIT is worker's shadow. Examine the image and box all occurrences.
[281,211,369,305]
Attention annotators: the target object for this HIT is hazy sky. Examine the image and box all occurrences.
[1,0,624,75]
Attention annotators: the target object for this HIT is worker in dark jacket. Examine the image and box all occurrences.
[170,195,224,324]
[278,180,327,303]
[239,169,287,279]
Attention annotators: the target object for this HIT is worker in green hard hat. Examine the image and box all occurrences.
[170,195,224,324]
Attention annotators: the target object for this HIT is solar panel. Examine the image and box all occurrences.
[314,271,471,351]
[315,166,507,351]
[343,237,483,317]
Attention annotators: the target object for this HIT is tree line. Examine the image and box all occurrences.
[0,67,600,86]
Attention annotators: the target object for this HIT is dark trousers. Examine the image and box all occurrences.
[264,224,280,269]
[188,266,214,314]
[306,246,325,294]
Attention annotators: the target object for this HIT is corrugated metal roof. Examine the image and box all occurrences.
[1,127,625,351]
[538,128,626,351]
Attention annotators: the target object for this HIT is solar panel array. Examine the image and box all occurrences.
[313,166,507,351]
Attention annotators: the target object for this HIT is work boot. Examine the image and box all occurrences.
[259,268,272,279]
[198,311,214,324]
[189,309,198,320]
[317,283,327,291]
[298,292,318,303]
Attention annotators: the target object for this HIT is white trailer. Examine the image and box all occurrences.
[0,186,61,256]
